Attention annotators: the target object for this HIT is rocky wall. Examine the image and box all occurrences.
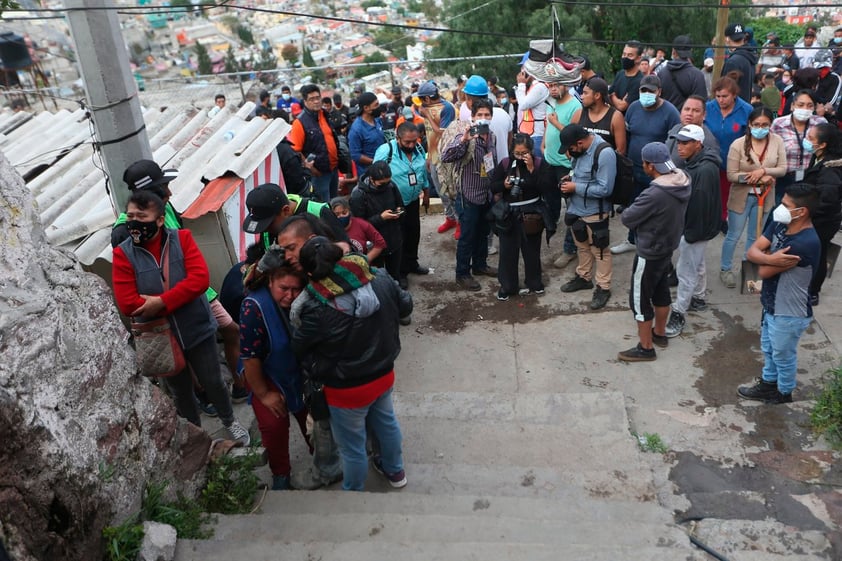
[0,153,209,560]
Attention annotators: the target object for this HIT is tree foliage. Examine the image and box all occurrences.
[430,0,750,84]
[373,27,414,56]
[253,46,278,72]
[281,43,299,65]
[303,46,325,83]
[237,26,255,46]
[355,51,387,79]
[194,41,213,75]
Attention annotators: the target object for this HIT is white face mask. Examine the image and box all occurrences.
[792,108,813,122]
[772,204,794,224]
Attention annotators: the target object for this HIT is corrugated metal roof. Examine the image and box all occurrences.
[4,99,291,267]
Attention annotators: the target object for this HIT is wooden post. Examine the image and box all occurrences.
[712,0,730,84]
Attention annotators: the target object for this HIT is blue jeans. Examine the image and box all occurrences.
[328,387,403,491]
[760,312,812,394]
[721,196,764,271]
[454,195,490,277]
[311,170,338,203]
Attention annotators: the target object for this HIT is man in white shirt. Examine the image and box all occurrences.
[515,68,550,157]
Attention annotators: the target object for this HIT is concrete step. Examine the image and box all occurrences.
[392,391,643,471]
[176,540,707,561]
[357,462,656,501]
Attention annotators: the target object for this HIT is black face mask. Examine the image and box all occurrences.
[127,219,160,244]
[621,57,636,71]
[370,107,382,118]
[399,144,415,154]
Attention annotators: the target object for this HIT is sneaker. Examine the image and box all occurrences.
[272,475,292,491]
[226,420,251,446]
[437,217,458,233]
[372,457,407,488]
[456,276,481,291]
[488,246,498,255]
[561,275,594,293]
[409,265,430,275]
[651,329,669,349]
[473,266,497,277]
[737,379,778,401]
[617,343,656,362]
[665,310,686,338]
[689,297,708,312]
[290,467,343,490]
[590,286,611,310]
[553,252,577,269]
[610,241,636,255]
[518,288,545,296]
[453,224,461,240]
[230,385,249,404]
[197,398,218,417]
[766,390,793,405]
[496,290,510,301]
[720,270,736,289]
[399,315,412,326]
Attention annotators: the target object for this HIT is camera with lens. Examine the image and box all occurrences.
[508,175,524,198]
[469,123,490,136]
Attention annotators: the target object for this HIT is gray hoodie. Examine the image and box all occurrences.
[621,170,692,259]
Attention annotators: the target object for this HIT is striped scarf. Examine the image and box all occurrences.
[306,254,375,304]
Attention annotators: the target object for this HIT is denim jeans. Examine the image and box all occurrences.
[760,312,812,395]
[454,195,490,278]
[311,170,338,203]
[721,195,764,271]
[328,387,403,491]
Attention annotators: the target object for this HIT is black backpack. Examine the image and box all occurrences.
[592,143,634,207]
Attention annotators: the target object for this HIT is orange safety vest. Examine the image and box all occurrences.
[518,83,544,135]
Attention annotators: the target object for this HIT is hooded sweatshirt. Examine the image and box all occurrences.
[349,176,404,250]
[682,147,723,243]
[621,169,692,259]
[722,46,758,102]
[659,59,708,110]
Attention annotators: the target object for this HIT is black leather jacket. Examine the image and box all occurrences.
[291,268,413,388]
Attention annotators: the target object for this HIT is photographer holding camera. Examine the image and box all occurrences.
[490,134,555,300]
[558,125,617,310]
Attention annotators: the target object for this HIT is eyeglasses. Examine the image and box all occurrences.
[512,151,531,157]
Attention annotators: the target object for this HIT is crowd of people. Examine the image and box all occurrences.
[110,22,842,492]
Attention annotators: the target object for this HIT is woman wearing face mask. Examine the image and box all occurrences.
[489,134,554,300]
[329,197,386,262]
[348,161,404,281]
[720,106,787,288]
[771,90,827,205]
[803,123,842,305]
[112,190,250,443]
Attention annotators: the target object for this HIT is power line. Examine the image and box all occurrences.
[547,0,841,8]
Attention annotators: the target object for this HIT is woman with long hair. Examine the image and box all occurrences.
[803,123,842,305]
[291,237,413,491]
[720,106,787,288]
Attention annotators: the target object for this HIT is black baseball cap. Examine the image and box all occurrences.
[725,23,746,40]
[123,159,178,191]
[559,124,590,151]
[242,184,289,234]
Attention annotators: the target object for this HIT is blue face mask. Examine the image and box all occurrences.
[802,138,814,153]
[337,215,351,227]
[639,92,657,107]
[750,127,770,139]
[834,37,842,44]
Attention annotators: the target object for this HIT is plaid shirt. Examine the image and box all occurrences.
[770,114,827,173]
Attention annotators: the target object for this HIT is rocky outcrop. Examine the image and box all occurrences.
[0,153,209,560]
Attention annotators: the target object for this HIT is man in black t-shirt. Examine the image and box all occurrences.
[610,40,644,113]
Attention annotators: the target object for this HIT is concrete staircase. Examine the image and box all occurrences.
[175,388,704,560]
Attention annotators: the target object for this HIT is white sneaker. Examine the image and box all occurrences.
[610,241,636,255]
[226,420,251,446]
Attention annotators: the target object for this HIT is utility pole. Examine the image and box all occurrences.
[712,0,730,82]
[65,0,152,215]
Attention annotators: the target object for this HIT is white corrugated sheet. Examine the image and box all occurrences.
[2,99,291,267]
